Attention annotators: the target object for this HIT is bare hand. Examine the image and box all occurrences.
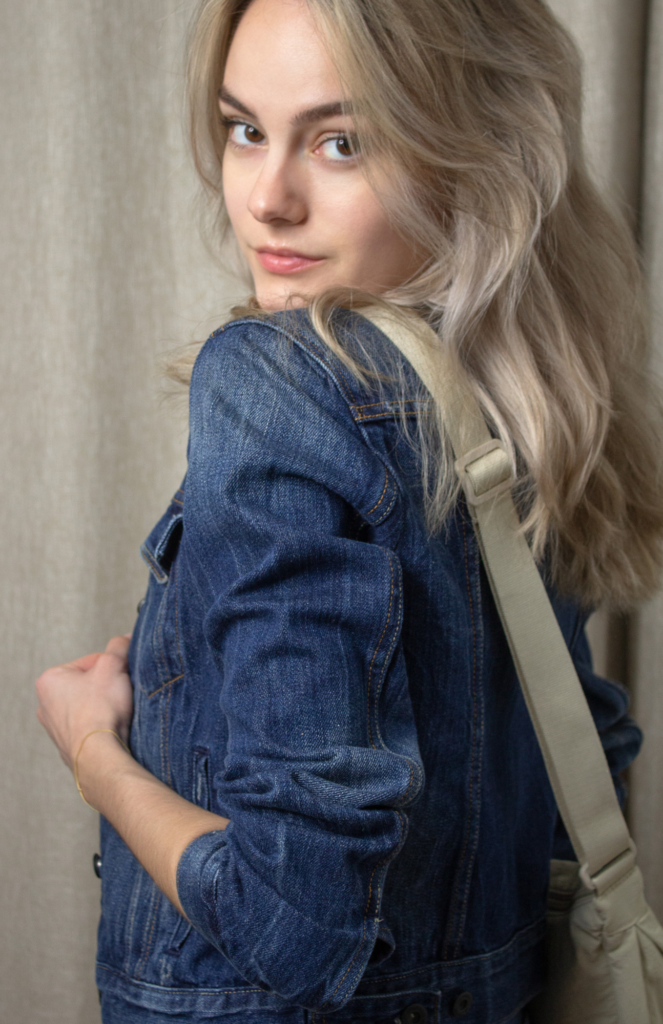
[36,635,134,771]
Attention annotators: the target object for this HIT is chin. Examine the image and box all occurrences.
[255,287,311,312]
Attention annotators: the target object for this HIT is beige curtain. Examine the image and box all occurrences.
[0,1,660,1020]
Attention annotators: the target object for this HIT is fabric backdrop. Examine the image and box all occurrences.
[0,1,660,1020]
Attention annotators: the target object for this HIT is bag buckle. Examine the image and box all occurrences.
[580,842,637,895]
[455,440,515,507]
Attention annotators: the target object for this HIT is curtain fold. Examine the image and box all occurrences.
[0,1,660,1020]
[630,0,663,920]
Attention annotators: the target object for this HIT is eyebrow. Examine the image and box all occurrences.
[218,88,352,126]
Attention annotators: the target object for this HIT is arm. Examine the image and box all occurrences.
[38,315,423,1011]
[171,319,423,1009]
[35,638,229,916]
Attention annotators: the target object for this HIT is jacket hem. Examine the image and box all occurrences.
[96,915,545,1021]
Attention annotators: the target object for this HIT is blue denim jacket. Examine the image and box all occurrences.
[96,310,641,1024]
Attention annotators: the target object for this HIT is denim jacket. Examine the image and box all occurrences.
[96,310,641,1024]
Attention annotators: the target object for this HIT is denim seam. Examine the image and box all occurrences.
[352,399,419,411]
[96,963,265,996]
[376,556,421,808]
[230,319,402,526]
[341,811,408,1003]
[366,553,396,750]
[146,673,184,699]
[216,318,359,404]
[123,869,143,977]
[320,862,379,1007]
[353,410,420,422]
[163,563,182,787]
[134,886,160,981]
[173,561,184,672]
[159,687,167,788]
[280,321,400,527]
[320,810,407,1009]
[357,915,546,990]
[155,578,171,689]
[375,554,403,745]
[140,544,168,583]
[164,681,174,788]
[443,514,479,960]
[367,470,390,518]
[374,485,398,525]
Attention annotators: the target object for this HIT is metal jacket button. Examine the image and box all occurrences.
[397,1004,428,1024]
[93,853,102,878]
[451,991,473,1017]
[136,597,145,614]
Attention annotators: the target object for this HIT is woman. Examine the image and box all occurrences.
[36,0,663,1021]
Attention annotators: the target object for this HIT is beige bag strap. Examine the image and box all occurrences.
[363,309,635,894]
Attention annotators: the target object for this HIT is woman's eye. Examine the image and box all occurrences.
[318,135,358,161]
[225,121,265,147]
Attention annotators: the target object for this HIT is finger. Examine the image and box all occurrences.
[56,651,104,673]
[105,635,131,659]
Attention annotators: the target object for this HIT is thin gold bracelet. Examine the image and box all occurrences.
[74,729,130,808]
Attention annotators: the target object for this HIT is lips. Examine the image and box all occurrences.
[255,248,326,274]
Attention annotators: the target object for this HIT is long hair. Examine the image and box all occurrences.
[177,0,663,609]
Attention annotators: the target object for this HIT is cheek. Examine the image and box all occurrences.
[221,153,249,233]
[334,187,415,279]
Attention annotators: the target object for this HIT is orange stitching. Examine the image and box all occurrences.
[156,585,170,683]
[164,680,173,788]
[141,547,167,582]
[351,398,427,413]
[135,888,159,980]
[322,812,406,1007]
[147,674,183,699]
[96,965,265,995]
[372,554,404,753]
[172,496,184,506]
[354,410,420,422]
[366,470,390,517]
[159,684,166,782]
[320,859,378,1006]
[366,555,395,748]
[173,562,183,666]
[353,400,399,410]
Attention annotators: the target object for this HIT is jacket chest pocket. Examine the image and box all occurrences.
[132,501,185,699]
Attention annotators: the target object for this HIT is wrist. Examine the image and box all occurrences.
[74,730,135,812]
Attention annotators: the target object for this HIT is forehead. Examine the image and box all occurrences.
[223,0,346,120]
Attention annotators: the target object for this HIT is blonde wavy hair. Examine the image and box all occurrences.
[176,0,663,610]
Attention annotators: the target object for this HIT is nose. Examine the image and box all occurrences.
[247,152,307,225]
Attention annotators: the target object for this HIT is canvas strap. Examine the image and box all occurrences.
[363,309,635,893]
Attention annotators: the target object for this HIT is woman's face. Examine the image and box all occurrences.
[220,0,422,311]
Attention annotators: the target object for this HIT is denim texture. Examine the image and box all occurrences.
[96,310,642,1023]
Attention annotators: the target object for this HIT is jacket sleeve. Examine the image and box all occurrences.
[552,617,643,861]
[175,318,424,1011]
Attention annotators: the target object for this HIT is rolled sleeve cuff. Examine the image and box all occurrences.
[176,821,402,1011]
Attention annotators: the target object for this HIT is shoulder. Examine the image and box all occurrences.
[187,309,415,529]
[191,307,423,426]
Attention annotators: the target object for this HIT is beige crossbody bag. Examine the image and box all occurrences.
[364,309,663,1024]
